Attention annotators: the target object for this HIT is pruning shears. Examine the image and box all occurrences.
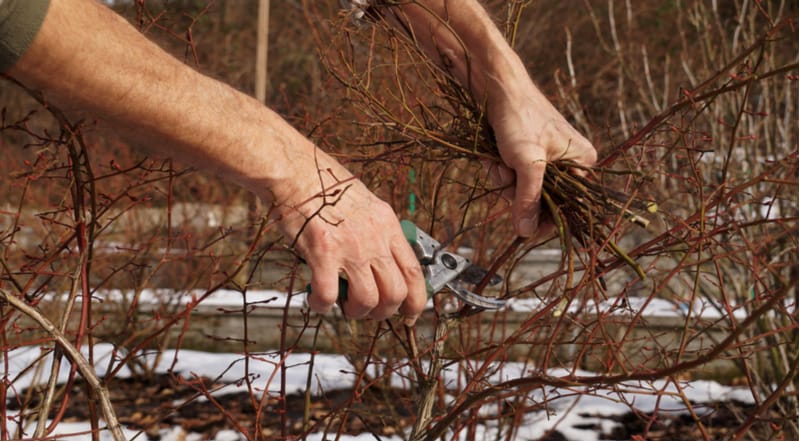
[305,220,506,310]
[400,220,505,309]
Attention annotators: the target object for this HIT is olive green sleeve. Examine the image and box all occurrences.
[0,0,51,73]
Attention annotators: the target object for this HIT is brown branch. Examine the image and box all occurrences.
[0,289,125,440]
[422,287,792,439]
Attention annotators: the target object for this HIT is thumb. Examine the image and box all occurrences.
[512,160,547,238]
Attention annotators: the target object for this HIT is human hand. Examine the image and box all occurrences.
[269,153,428,325]
[486,91,597,238]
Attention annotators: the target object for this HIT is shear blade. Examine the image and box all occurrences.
[445,282,506,310]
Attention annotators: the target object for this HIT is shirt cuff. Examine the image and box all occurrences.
[0,0,51,73]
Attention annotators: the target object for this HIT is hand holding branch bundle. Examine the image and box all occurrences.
[377,1,597,238]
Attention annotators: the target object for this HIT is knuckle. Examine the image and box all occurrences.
[514,194,539,208]
[401,261,424,282]
[382,284,407,307]
[308,230,338,257]
[315,289,339,306]
[377,260,408,304]
[346,280,379,311]
[401,289,427,316]
[308,282,338,307]
[358,292,380,310]
[307,293,334,313]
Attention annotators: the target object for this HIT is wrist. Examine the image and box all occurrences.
[240,128,355,218]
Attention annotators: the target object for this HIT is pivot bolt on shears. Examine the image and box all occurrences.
[305,220,506,310]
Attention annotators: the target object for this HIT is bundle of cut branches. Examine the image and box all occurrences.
[326,3,655,281]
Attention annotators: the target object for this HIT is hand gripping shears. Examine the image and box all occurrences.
[304,220,506,310]
[400,220,505,309]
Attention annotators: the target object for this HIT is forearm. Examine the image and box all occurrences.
[7,0,331,207]
[388,1,541,116]
[6,0,429,323]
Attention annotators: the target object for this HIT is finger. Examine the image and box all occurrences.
[366,257,407,321]
[340,264,379,319]
[394,235,427,326]
[562,137,597,179]
[501,183,515,202]
[513,159,547,238]
[483,161,515,188]
[496,164,515,187]
[306,261,342,314]
[481,161,515,205]
[563,134,598,167]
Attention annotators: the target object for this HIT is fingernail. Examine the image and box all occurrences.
[518,216,537,237]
